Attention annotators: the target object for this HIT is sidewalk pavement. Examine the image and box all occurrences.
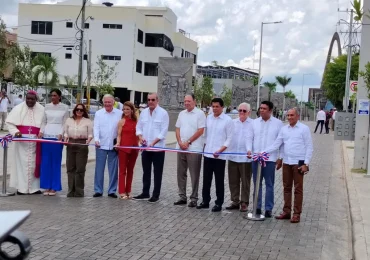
[342,140,370,260]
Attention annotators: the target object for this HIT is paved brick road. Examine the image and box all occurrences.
[0,123,347,260]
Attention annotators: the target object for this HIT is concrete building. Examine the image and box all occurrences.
[17,0,198,104]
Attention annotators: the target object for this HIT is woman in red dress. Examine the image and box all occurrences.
[116,101,139,199]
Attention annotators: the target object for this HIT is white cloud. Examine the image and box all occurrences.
[289,11,305,24]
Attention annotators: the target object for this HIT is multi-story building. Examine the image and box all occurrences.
[18,0,198,104]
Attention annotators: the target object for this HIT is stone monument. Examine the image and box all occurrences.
[157,57,194,130]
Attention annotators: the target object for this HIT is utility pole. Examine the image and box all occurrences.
[86,39,92,111]
[256,22,263,111]
[77,0,86,103]
[344,9,354,112]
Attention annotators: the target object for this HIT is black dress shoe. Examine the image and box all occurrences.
[148,197,159,203]
[133,194,150,200]
[211,205,222,212]
[225,204,239,210]
[93,193,103,197]
[256,208,262,215]
[31,190,42,195]
[108,193,118,198]
[265,210,272,218]
[188,201,197,208]
[174,200,187,205]
[196,202,209,209]
[16,191,26,195]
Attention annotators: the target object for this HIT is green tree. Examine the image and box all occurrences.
[9,45,37,92]
[221,84,232,108]
[63,75,77,88]
[263,81,277,101]
[0,17,14,82]
[211,60,219,66]
[359,62,370,98]
[285,90,296,99]
[276,75,292,110]
[194,76,214,107]
[92,56,118,100]
[32,54,59,103]
[352,0,370,21]
[322,53,360,109]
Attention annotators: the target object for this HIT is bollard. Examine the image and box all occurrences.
[244,163,265,221]
[0,146,15,197]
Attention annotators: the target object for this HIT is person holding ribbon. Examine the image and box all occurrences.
[174,94,206,207]
[263,108,313,223]
[39,89,69,196]
[247,101,283,218]
[197,97,233,212]
[226,102,253,212]
[116,101,139,200]
[64,104,93,197]
[133,93,169,203]
[5,90,44,195]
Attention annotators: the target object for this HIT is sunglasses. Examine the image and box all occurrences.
[76,108,84,112]
[238,109,248,113]
[147,98,156,102]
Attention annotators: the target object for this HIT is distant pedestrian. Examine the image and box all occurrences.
[114,97,123,110]
[226,102,253,212]
[116,101,139,200]
[197,97,233,212]
[264,108,313,223]
[314,108,326,134]
[174,94,206,207]
[332,108,337,131]
[324,111,331,134]
[93,94,122,198]
[133,93,169,203]
[13,94,23,107]
[0,91,11,130]
[64,104,93,197]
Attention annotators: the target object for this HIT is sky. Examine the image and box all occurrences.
[0,0,353,101]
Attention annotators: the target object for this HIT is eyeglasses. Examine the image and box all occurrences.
[147,99,156,102]
[76,108,84,112]
[238,109,248,113]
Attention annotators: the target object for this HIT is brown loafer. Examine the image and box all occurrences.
[275,212,291,220]
[290,215,300,223]
[240,202,248,212]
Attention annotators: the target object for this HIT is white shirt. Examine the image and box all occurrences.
[0,97,9,112]
[228,117,253,163]
[265,121,313,165]
[136,106,169,148]
[204,113,234,160]
[41,103,69,137]
[332,111,337,120]
[94,108,123,150]
[247,116,284,162]
[317,110,326,121]
[175,107,206,152]
[14,98,23,107]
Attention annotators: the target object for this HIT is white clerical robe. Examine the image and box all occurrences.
[6,102,44,193]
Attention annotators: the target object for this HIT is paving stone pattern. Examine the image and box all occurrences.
[1,123,337,260]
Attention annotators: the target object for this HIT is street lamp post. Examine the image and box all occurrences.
[256,21,283,111]
[300,73,312,121]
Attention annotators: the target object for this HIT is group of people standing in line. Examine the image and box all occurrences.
[5,90,313,223]
[314,107,337,134]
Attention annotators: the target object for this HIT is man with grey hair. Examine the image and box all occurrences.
[93,94,123,198]
[174,94,206,207]
[226,102,254,212]
[134,93,169,203]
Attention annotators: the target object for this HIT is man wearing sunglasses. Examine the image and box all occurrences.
[247,101,284,218]
[226,103,253,212]
[134,93,169,203]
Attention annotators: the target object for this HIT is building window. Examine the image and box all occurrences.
[66,22,73,28]
[31,21,53,35]
[103,24,122,29]
[84,23,90,29]
[144,62,158,76]
[193,54,197,64]
[138,29,144,44]
[145,33,173,52]
[31,52,51,59]
[102,55,121,61]
[84,54,88,60]
[66,48,72,51]
[65,53,72,59]
[181,49,184,57]
[136,60,142,73]
[145,15,163,17]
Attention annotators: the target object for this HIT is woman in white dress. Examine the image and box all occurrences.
[39,89,69,196]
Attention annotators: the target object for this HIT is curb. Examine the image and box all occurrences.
[341,140,368,260]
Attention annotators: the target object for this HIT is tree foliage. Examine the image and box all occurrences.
[221,84,232,108]
[63,75,77,88]
[359,62,370,99]
[92,56,118,99]
[322,53,360,110]
[194,76,214,107]
[285,90,296,99]
[263,81,277,101]
[275,75,292,90]
[352,0,370,21]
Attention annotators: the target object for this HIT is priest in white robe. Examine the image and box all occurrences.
[6,91,45,194]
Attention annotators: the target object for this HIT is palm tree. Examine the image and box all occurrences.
[32,54,59,103]
[263,81,277,101]
[276,75,292,111]
[284,90,296,108]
